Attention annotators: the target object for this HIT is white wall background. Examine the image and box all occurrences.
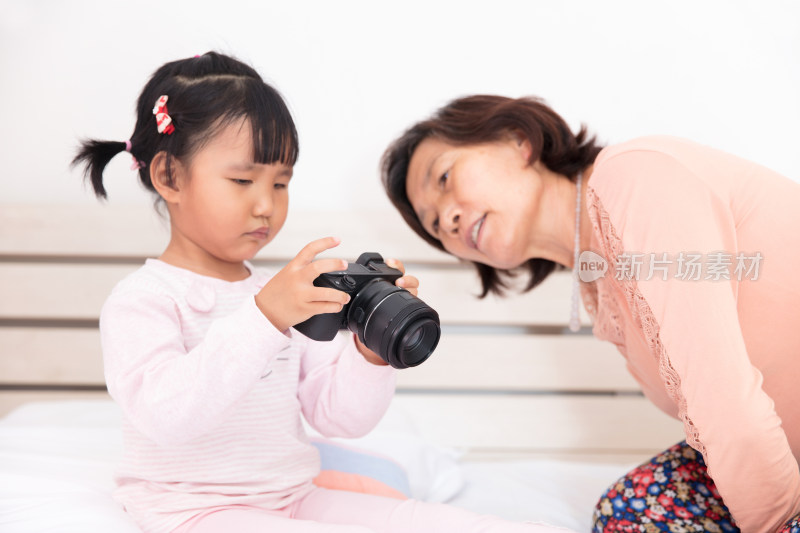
[1,0,798,212]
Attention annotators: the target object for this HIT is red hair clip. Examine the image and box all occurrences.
[152,95,175,135]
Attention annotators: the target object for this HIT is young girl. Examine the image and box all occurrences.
[73,52,573,533]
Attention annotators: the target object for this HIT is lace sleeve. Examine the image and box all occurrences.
[586,186,704,454]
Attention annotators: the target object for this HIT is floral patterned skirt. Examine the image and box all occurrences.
[591,441,800,532]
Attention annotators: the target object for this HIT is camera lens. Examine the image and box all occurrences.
[347,280,440,369]
[398,320,439,367]
[402,326,424,350]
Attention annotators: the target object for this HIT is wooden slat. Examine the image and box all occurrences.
[0,204,171,258]
[398,334,636,391]
[0,263,591,326]
[390,394,684,454]
[0,263,126,321]
[0,391,111,417]
[0,328,104,384]
[0,392,684,455]
[418,267,591,327]
[0,392,682,461]
[0,328,636,392]
[0,204,455,264]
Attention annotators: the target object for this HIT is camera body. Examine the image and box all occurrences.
[293,252,440,369]
[293,252,403,340]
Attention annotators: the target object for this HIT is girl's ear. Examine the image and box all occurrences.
[150,152,181,203]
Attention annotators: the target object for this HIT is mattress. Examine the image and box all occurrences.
[0,400,635,532]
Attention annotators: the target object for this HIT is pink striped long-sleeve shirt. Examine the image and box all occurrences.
[100,259,397,533]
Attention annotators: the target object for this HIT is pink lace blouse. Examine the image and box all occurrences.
[580,136,800,532]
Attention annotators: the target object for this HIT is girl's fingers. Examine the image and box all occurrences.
[310,287,351,305]
[309,258,349,277]
[385,258,405,274]
[388,259,420,296]
[293,237,341,265]
[395,275,419,288]
[311,300,349,315]
[395,275,419,296]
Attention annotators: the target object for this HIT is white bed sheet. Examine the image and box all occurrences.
[0,400,633,532]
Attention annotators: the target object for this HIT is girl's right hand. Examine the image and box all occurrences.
[255,237,351,332]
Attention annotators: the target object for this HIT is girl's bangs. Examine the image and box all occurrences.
[245,83,298,167]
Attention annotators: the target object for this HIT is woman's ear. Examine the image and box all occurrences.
[509,131,533,163]
[150,151,181,203]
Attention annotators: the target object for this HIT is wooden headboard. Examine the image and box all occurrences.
[0,204,682,461]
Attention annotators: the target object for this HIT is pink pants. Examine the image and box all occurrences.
[175,487,573,533]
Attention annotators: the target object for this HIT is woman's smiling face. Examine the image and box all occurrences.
[405,135,545,270]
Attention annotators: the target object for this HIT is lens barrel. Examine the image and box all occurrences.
[347,280,440,369]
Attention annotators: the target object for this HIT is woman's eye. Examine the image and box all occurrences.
[438,171,449,187]
[274,183,287,190]
[432,217,440,234]
[230,178,252,185]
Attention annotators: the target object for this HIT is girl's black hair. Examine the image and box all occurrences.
[73,51,298,199]
[381,94,603,298]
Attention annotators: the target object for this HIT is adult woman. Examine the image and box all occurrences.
[381,95,800,533]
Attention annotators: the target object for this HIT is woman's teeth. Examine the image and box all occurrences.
[471,216,484,247]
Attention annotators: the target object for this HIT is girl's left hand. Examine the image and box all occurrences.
[354,258,420,365]
[385,258,419,297]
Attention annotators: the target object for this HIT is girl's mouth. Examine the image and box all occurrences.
[247,227,270,240]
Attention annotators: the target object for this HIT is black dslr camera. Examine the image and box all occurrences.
[293,253,441,369]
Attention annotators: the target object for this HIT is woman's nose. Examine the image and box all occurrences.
[439,204,461,236]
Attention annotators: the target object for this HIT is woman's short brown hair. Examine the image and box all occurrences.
[381,94,603,297]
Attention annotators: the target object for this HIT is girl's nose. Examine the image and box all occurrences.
[253,188,274,218]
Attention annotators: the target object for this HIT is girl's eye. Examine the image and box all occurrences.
[230,178,252,185]
[438,171,449,187]
[432,217,440,234]
[274,183,287,190]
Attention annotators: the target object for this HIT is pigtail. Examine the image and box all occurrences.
[72,139,129,200]
[73,51,298,203]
